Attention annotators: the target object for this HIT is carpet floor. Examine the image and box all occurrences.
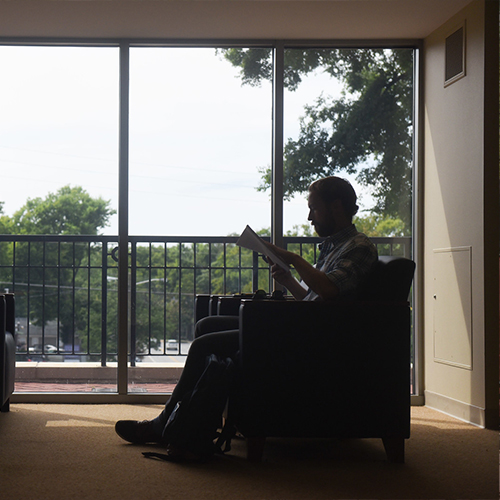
[0,404,498,500]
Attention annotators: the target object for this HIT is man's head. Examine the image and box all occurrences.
[307,177,359,237]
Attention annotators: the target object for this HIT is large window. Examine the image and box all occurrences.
[0,42,416,399]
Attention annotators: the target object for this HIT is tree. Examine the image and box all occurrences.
[0,203,14,269]
[0,202,12,234]
[221,48,414,228]
[3,186,116,347]
[11,185,115,235]
[353,214,406,238]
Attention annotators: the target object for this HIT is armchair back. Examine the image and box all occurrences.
[356,256,415,302]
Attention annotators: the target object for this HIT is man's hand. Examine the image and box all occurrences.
[262,242,307,300]
[269,260,308,300]
[264,241,339,301]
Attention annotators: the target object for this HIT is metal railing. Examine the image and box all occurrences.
[0,234,411,366]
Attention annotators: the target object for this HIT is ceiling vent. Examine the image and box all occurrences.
[445,22,466,87]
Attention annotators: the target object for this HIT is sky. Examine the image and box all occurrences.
[0,45,372,237]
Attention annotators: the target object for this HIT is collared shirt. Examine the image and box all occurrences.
[303,224,378,301]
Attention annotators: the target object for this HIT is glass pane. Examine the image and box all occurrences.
[129,47,272,237]
[283,48,413,239]
[128,47,273,393]
[0,46,119,393]
[282,47,415,392]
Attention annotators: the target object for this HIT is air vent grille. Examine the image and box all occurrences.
[445,24,465,86]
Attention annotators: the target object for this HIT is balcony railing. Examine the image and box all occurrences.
[0,234,411,369]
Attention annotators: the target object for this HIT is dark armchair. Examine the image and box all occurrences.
[196,256,415,463]
[1,293,15,413]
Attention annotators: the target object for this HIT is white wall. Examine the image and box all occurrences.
[423,0,498,427]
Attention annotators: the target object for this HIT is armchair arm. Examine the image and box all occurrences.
[1,294,16,411]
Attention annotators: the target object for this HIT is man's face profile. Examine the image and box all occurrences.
[307,191,338,237]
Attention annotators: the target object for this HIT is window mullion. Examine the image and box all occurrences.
[272,41,285,249]
[118,41,130,395]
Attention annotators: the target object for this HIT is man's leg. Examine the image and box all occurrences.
[115,326,239,444]
[151,328,239,434]
[194,315,239,338]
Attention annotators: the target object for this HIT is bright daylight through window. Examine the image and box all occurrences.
[0,43,414,395]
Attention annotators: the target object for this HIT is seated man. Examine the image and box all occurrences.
[115,176,378,449]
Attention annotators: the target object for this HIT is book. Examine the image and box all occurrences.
[236,225,290,271]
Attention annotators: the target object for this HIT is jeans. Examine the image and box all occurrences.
[151,315,240,435]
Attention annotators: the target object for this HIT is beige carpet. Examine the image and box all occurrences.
[0,404,497,500]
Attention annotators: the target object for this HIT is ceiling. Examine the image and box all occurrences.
[0,0,476,39]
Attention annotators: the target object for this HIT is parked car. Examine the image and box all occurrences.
[166,339,179,351]
[29,344,58,354]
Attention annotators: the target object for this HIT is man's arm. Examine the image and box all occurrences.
[266,243,340,301]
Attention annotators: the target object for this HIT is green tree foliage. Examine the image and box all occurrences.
[222,48,413,228]
[353,214,406,237]
[0,203,13,268]
[10,185,115,235]
[131,243,196,353]
[1,186,116,350]
[0,202,12,234]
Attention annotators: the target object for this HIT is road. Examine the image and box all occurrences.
[137,341,192,364]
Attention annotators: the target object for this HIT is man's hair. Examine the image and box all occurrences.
[309,176,359,218]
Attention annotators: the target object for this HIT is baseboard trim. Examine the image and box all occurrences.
[424,390,486,428]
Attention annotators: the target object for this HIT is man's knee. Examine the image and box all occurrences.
[189,328,239,360]
[195,315,239,338]
[195,316,218,337]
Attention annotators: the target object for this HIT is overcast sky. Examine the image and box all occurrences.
[1,45,371,237]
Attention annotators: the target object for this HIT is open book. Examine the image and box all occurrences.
[236,225,290,271]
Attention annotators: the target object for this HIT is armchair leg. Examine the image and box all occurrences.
[246,437,266,462]
[382,437,405,463]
